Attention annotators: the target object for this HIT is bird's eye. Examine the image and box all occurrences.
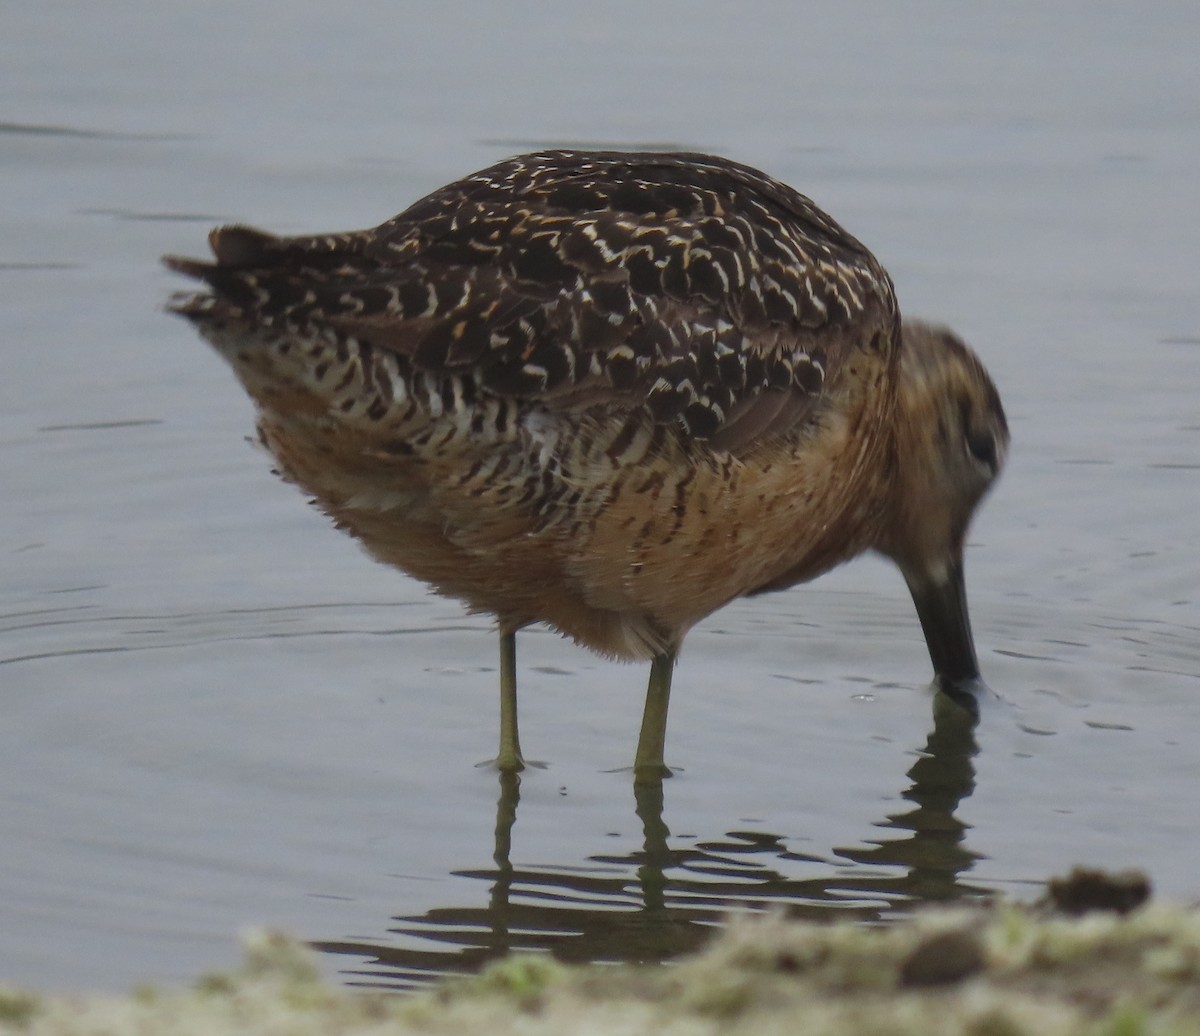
[959,398,998,473]
[966,428,997,471]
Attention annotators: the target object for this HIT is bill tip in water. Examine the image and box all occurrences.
[931,674,997,717]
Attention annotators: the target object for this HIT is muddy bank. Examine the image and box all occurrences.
[4,877,1199,1035]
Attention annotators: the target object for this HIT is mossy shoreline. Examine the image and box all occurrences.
[4,894,1200,1034]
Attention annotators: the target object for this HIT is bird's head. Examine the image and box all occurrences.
[878,320,1009,688]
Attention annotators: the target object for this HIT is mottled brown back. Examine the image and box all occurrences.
[168,150,899,450]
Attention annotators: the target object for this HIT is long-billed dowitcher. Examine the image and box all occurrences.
[165,150,1007,779]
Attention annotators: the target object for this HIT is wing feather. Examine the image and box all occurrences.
[165,151,898,448]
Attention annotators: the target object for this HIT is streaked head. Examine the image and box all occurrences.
[879,319,1009,687]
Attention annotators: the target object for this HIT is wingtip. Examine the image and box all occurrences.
[208,224,280,267]
[162,223,280,281]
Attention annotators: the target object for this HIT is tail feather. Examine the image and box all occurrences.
[162,223,377,291]
[161,253,215,281]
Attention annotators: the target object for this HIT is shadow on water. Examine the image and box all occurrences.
[313,688,986,990]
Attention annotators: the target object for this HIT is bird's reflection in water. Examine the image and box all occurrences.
[833,690,983,903]
[313,688,985,990]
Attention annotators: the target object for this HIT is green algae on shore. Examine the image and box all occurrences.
[4,903,1200,1035]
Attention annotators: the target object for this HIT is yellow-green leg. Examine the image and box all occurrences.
[495,630,525,773]
[634,650,676,781]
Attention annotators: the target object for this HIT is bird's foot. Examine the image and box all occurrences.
[475,753,547,773]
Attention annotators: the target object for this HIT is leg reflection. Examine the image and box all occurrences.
[633,776,670,913]
[314,685,988,987]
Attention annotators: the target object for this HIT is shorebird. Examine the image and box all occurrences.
[165,150,1008,779]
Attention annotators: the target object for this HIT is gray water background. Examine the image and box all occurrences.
[2,0,1198,991]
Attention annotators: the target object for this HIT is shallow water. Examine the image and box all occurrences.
[3,0,1198,992]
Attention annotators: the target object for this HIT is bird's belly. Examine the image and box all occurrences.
[253,393,887,662]
[565,425,881,642]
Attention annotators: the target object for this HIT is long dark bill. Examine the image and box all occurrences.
[905,558,981,689]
